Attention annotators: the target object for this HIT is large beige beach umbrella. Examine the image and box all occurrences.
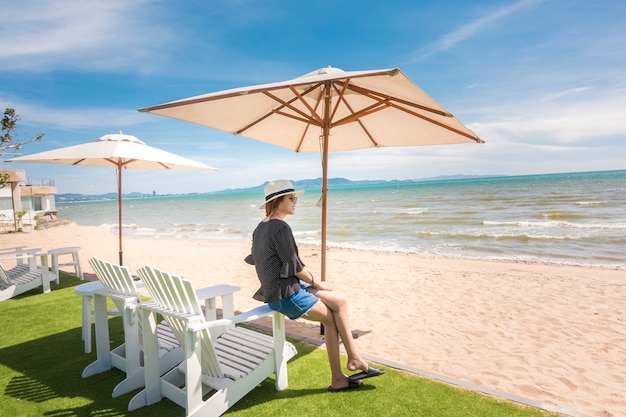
[139,66,484,280]
[8,132,218,265]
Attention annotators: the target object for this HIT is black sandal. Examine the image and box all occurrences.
[328,380,363,392]
[348,365,385,381]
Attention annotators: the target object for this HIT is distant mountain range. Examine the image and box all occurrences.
[56,174,502,202]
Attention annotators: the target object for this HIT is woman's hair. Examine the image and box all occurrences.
[265,196,284,217]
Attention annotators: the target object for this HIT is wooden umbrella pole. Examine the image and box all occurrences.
[321,80,332,282]
[319,82,332,336]
[117,165,124,265]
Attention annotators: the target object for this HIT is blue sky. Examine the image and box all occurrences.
[1,0,625,195]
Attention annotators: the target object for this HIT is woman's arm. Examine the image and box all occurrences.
[296,268,333,291]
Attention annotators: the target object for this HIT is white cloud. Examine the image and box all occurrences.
[420,0,543,58]
[0,98,144,129]
[0,0,169,72]
[469,86,626,143]
[540,87,594,102]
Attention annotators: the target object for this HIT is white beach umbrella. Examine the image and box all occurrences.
[139,66,484,280]
[8,132,218,265]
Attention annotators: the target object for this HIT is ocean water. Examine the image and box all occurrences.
[57,170,626,269]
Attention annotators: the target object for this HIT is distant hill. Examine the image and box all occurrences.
[56,175,502,202]
[193,175,502,195]
[214,177,389,194]
[56,191,153,202]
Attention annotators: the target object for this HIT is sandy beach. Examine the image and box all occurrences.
[2,224,624,417]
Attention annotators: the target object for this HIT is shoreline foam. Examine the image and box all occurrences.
[73,223,626,270]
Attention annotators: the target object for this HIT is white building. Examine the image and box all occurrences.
[0,169,58,232]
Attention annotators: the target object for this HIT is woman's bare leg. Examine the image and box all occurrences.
[308,289,368,373]
[304,300,352,389]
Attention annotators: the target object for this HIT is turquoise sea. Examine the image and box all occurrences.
[57,170,626,269]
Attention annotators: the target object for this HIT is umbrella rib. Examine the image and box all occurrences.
[102,157,138,168]
[389,102,483,142]
[289,86,324,125]
[236,109,315,136]
[328,80,350,123]
[330,81,482,143]
[339,82,454,117]
[118,158,139,168]
[332,86,382,147]
[329,89,483,144]
[332,100,391,127]
[235,108,275,135]
[272,110,319,125]
[265,90,322,125]
[333,99,482,143]
[295,90,324,152]
[236,88,323,135]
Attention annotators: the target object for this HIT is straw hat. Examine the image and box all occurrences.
[260,179,304,209]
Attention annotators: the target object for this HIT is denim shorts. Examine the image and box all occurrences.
[268,288,319,320]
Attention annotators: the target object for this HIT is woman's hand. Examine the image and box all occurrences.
[314,280,333,291]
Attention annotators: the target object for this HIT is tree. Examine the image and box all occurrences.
[1,108,44,155]
[1,108,45,186]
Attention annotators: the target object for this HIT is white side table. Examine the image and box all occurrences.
[74,281,111,354]
[49,247,83,284]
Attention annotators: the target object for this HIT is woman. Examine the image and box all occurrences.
[246,179,384,392]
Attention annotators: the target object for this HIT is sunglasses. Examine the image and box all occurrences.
[287,196,298,203]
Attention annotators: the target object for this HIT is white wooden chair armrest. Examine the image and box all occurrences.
[194,284,241,300]
[194,283,241,321]
[0,247,42,255]
[188,305,275,332]
[0,246,28,253]
[93,288,139,306]
[0,251,46,261]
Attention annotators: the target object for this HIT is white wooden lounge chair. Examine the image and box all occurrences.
[83,257,242,399]
[0,250,53,302]
[0,247,42,279]
[129,265,297,417]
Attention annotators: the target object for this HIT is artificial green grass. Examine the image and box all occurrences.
[0,274,562,417]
